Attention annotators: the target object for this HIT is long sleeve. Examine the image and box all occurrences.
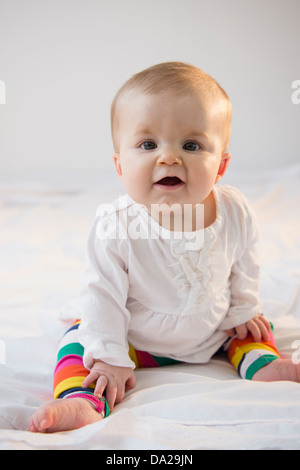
[219,240,262,330]
[218,188,262,330]
[77,215,135,370]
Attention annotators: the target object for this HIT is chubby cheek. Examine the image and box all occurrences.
[188,159,219,195]
[120,169,151,204]
[198,155,220,179]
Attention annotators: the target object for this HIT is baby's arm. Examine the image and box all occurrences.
[225,314,271,342]
[219,188,268,340]
[82,361,136,411]
[76,212,137,411]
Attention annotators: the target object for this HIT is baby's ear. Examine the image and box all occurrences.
[215,153,231,183]
[112,153,122,177]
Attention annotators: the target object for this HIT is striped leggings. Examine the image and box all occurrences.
[53,320,280,418]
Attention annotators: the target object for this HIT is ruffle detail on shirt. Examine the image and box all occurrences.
[169,229,229,317]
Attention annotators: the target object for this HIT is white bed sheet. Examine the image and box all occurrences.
[0,164,300,450]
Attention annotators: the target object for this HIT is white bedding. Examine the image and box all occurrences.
[1,164,300,450]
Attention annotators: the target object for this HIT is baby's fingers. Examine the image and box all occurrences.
[104,382,119,411]
[253,316,271,342]
[258,315,271,332]
[94,375,108,398]
[246,320,262,342]
[235,323,248,340]
[81,370,105,390]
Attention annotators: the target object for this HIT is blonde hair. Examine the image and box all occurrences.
[111,61,232,152]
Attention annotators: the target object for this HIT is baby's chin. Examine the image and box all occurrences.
[125,186,210,210]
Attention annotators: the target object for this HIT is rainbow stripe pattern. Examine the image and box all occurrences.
[53,320,109,418]
[128,344,180,368]
[227,324,280,380]
[53,320,280,418]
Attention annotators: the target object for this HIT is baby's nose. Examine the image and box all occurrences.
[157,146,182,165]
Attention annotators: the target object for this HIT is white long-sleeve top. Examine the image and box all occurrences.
[61,184,262,369]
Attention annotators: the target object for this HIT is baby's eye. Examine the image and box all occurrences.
[182,141,200,152]
[140,141,157,150]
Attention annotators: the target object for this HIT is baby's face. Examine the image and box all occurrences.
[113,91,229,211]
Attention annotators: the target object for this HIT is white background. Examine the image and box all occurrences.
[0,0,299,177]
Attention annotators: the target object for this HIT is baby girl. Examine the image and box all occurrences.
[28,62,300,433]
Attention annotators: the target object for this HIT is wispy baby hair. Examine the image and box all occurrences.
[111,61,232,152]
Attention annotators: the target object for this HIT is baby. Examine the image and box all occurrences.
[28,62,300,433]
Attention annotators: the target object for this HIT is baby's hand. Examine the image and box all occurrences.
[225,314,271,342]
[82,361,136,411]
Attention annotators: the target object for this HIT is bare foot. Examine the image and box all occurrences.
[252,358,300,382]
[28,398,103,433]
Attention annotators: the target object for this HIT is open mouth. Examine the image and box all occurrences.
[155,176,183,186]
[154,176,184,191]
